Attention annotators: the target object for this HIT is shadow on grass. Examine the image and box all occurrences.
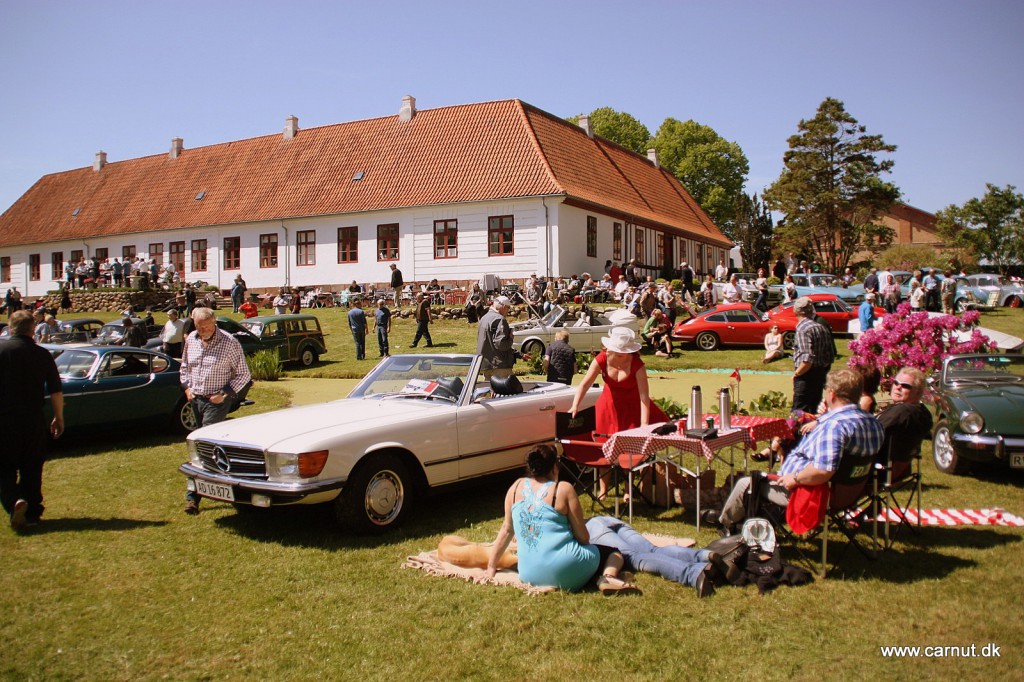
[786,524,1020,582]
[212,473,514,550]
[25,517,169,534]
[967,462,1024,488]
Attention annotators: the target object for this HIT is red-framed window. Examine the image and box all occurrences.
[635,231,644,263]
[94,247,108,263]
[223,237,240,270]
[122,245,136,261]
[0,257,10,282]
[377,224,399,261]
[613,222,622,261]
[337,227,358,263]
[51,252,63,280]
[296,230,316,266]
[169,242,185,274]
[488,215,514,256]
[434,219,458,259]
[191,239,207,272]
[656,233,665,266]
[586,216,598,258]
[148,244,163,266]
[71,249,84,264]
[28,254,40,281]
[260,234,279,268]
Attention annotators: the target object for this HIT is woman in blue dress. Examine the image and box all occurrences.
[485,444,636,594]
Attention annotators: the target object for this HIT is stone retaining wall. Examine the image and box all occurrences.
[42,290,175,313]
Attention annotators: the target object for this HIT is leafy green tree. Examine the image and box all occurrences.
[652,119,749,231]
[764,98,899,275]
[730,192,774,271]
[566,107,651,154]
[935,184,1024,274]
[874,243,942,272]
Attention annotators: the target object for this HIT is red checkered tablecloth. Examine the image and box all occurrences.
[703,414,792,444]
[602,423,754,465]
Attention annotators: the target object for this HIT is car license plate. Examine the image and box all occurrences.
[1011,453,1024,469]
[194,478,235,502]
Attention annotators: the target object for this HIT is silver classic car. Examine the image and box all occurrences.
[180,354,601,533]
[511,305,640,356]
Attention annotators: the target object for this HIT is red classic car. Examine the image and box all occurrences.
[766,293,886,334]
[671,303,798,351]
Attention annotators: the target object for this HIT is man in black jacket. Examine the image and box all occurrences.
[0,310,64,530]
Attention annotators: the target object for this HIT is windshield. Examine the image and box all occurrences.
[240,321,264,336]
[945,355,1024,384]
[349,355,476,401]
[539,305,566,327]
[53,349,99,378]
[810,274,840,287]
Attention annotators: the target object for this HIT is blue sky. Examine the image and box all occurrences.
[1,0,1021,218]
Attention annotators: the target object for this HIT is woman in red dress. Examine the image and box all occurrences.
[570,327,667,497]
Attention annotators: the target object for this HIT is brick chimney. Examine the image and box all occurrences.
[284,115,299,139]
[647,148,659,168]
[579,115,593,139]
[399,95,416,122]
[93,151,107,171]
[170,137,184,159]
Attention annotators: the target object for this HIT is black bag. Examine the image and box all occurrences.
[703,534,749,566]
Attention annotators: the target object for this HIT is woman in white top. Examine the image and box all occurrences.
[762,324,785,363]
[909,280,926,311]
[782,274,797,304]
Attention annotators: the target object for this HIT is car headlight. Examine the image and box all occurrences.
[960,411,984,434]
[267,450,329,480]
[187,440,201,465]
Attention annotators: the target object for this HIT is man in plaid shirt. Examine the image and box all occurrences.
[711,368,884,534]
[180,306,251,515]
[791,296,836,412]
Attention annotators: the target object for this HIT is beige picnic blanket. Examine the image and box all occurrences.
[402,533,694,595]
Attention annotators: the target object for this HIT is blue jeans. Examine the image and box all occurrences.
[585,516,710,587]
[352,330,366,360]
[377,327,390,356]
[185,396,231,505]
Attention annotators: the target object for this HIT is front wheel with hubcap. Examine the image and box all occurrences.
[335,453,412,534]
[782,331,796,351]
[932,419,969,475]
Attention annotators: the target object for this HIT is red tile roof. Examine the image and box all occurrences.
[0,99,730,248]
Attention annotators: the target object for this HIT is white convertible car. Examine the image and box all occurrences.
[512,305,640,356]
[180,354,600,533]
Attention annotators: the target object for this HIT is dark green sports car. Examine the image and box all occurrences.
[932,353,1024,475]
[43,345,250,433]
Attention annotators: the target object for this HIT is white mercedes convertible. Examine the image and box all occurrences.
[180,354,600,533]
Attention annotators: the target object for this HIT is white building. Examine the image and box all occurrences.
[0,97,732,297]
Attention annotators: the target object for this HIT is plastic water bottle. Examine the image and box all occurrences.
[719,387,731,431]
[687,385,702,430]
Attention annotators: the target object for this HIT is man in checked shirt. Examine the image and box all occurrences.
[180,306,251,515]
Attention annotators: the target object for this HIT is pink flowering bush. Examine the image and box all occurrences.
[848,303,995,388]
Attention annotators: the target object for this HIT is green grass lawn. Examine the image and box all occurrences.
[3,305,1020,679]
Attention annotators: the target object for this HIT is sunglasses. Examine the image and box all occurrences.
[893,380,915,390]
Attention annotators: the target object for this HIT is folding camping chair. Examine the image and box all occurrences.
[555,409,654,520]
[556,408,612,512]
[873,439,924,550]
[758,447,880,578]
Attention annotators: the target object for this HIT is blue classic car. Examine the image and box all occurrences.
[932,353,1024,475]
[44,345,250,433]
[772,273,863,304]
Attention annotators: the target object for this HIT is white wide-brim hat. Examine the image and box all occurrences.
[601,327,642,354]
